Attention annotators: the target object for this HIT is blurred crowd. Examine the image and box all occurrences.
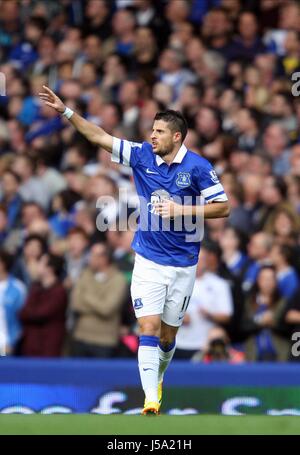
[1,0,300,362]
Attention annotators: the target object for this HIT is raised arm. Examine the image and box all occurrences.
[39,85,113,153]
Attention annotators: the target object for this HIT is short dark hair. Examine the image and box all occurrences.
[277,244,295,265]
[202,240,222,258]
[91,242,114,264]
[46,254,65,279]
[27,16,48,32]
[0,249,13,272]
[273,176,287,199]
[22,201,45,215]
[154,110,188,142]
[56,189,81,212]
[0,204,7,215]
[252,264,281,305]
[24,234,48,255]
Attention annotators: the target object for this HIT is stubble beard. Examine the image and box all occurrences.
[154,143,174,157]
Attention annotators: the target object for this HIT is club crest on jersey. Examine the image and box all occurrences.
[209,170,219,184]
[134,298,143,309]
[147,189,171,213]
[176,172,191,188]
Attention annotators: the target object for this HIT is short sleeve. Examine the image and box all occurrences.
[195,162,228,203]
[111,138,143,168]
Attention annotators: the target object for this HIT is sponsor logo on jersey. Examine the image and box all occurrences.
[209,170,219,184]
[147,189,172,213]
[146,168,159,175]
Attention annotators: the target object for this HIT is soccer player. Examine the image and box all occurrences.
[39,86,230,415]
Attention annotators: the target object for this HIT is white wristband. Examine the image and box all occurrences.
[62,107,74,119]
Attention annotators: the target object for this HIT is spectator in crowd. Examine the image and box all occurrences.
[0,170,23,230]
[290,144,300,179]
[176,242,233,360]
[0,249,26,355]
[193,326,245,364]
[118,79,140,137]
[82,0,112,41]
[36,154,67,200]
[233,107,260,154]
[107,227,135,285]
[4,201,48,254]
[48,189,80,238]
[64,227,89,289]
[268,91,297,135]
[230,172,262,234]
[105,8,136,57]
[158,47,196,102]
[285,288,300,361]
[82,34,103,70]
[201,6,233,60]
[243,65,270,111]
[12,234,47,289]
[241,265,290,361]
[264,205,300,246]
[242,232,273,292]
[11,155,50,210]
[9,16,46,71]
[69,242,128,358]
[269,243,299,299]
[287,174,300,215]
[261,123,291,177]
[0,205,9,245]
[263,1,300,57]
[173,84,202,128]
[132,26,158,85]
[219,226,248,280]
[255,175,290,231]
[219,88,242,133]
[19,253,67,357]
[229,11,266,63]
[31,34,57,80]
[195,105,222,149]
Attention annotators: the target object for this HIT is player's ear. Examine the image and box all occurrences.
[174,131,182,144]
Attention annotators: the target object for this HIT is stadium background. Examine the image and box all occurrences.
[1,0,300,433]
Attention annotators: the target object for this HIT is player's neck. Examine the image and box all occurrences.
[161,145,181,165]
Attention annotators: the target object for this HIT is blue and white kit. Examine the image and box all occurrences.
[112,138,228,326]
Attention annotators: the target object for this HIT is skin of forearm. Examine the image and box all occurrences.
[69,112,107,145]
[286,311,300,324]
[209,314,231,324]
[183,202,230,219]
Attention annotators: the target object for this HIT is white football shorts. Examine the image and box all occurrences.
[130,253,197,327]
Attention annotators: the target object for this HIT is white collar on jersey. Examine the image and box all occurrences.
[155,144,188,166]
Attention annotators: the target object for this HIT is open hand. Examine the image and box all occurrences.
[154,199,183,218]
[39,85,65,114]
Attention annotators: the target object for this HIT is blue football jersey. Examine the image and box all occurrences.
[112,138,228,267]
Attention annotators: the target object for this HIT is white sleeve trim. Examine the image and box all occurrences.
[122,140,132,167]
[207,193,228,202]
[111,137,122,163]
[201,183,224,198]
[111,138,142,167]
